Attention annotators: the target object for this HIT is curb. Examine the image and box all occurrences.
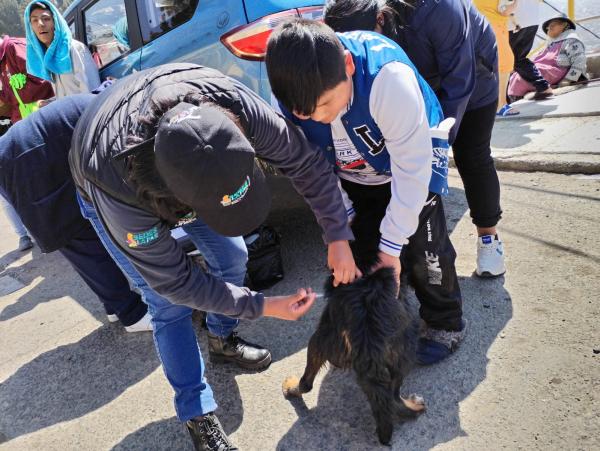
[449,157,600,175]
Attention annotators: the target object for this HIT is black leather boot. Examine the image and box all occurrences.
[186,413,238,451]
[207,331,272,370]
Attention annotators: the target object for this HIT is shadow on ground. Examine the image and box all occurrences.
[491,101,558,149]
[276,276,512,450]
[2,177,513,450]
[0,249,112,323]
[269,179,513,449]
[0,325,159,439]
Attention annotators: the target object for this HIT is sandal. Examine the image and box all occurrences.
[496,104,520,117]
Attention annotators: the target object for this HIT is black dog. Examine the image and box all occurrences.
[282,267,425,445]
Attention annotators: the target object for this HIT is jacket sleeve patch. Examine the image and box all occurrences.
[126,226,159,248]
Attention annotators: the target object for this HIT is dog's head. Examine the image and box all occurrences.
[324,268,414,343]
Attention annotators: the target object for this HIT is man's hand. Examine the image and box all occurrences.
[328,240,362,287]
[372,250,401,292]
[263,288,316,320]
[37,98,53,108]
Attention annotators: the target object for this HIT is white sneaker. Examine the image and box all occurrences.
[106,314,119,323]
[476,235,506,277]
[124,312,153,333]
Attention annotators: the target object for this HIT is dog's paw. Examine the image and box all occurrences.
[402,394,426,413]
[282,376,302,398]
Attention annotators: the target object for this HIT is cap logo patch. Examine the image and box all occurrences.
[221,176,251,207]
[169,106,203,126]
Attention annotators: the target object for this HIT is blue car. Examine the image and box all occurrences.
[64,0,324,100]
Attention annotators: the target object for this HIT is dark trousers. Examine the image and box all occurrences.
[58,222,147,326]
[341,179,463,331]
[453,100,502,228]
[509,25,549,92]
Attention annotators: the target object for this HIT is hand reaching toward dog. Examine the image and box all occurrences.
[263,288,316,320]
[328,240,362,287]
[372,250,401,292]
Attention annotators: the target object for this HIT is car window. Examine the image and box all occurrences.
[69,21,76,36]
[83,0,131,69]
[138,0,199,43]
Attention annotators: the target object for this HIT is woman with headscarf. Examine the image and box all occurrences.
[24,0,100,100]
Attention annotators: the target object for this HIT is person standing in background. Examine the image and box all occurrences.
[24,0,100,100]
[1,195,34,251]
[1,34,55,251]
[474,0,519,115]
[508,0,553,101]
[0,94,152,332]
[0,35,54,122]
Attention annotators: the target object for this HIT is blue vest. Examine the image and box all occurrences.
[288,31,448,195]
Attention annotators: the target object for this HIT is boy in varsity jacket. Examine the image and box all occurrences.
[266,19,465,365]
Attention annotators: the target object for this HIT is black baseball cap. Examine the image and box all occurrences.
[154,102,271,237]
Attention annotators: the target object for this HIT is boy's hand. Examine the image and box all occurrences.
[328,240,362,287]
[263,288,316,320]
[373,250,401,292]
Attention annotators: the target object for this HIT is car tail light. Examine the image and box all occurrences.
[220,7,324,61]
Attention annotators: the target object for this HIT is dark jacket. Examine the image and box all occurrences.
[0,36,54,123]
[395,0,498,141]
[0,94,94,252]
[70,63,353,320]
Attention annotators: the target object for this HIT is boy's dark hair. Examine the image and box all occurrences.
[266,19,347,116]
[29,2,50,14]
[126,92,246,224]
[324,0,411,42]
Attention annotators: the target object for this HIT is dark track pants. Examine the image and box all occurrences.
[453,100,503,228]
[58,222,147,326]
[341,179,463,331]
[509,25,550,92]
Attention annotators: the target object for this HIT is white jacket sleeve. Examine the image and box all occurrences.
[70,40,101,93]
[370,62,432,257]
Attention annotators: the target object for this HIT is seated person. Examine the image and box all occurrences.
[508,16,587,101]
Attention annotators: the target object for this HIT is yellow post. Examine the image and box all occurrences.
[568,0,575,20]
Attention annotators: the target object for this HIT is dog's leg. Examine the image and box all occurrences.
[357,378,395,446]
[397,393,426,418]
[391,370,426,419]
[282,334,327,398]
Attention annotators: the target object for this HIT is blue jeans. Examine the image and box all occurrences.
[0,194,28,238]
[77,193,248,420]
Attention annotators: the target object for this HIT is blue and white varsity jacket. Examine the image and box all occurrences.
[283,31,451,256]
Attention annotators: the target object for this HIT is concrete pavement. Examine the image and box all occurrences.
[1,170,598,450]
[451,80,600,174]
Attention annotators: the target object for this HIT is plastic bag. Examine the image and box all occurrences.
[244,225,284,290]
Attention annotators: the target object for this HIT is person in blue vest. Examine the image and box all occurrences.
[266,19,465,365]
[0,94,150,332]
[322,0,506,278]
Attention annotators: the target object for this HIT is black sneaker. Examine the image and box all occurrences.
[207,331,272,370]
[186,413,238,451]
